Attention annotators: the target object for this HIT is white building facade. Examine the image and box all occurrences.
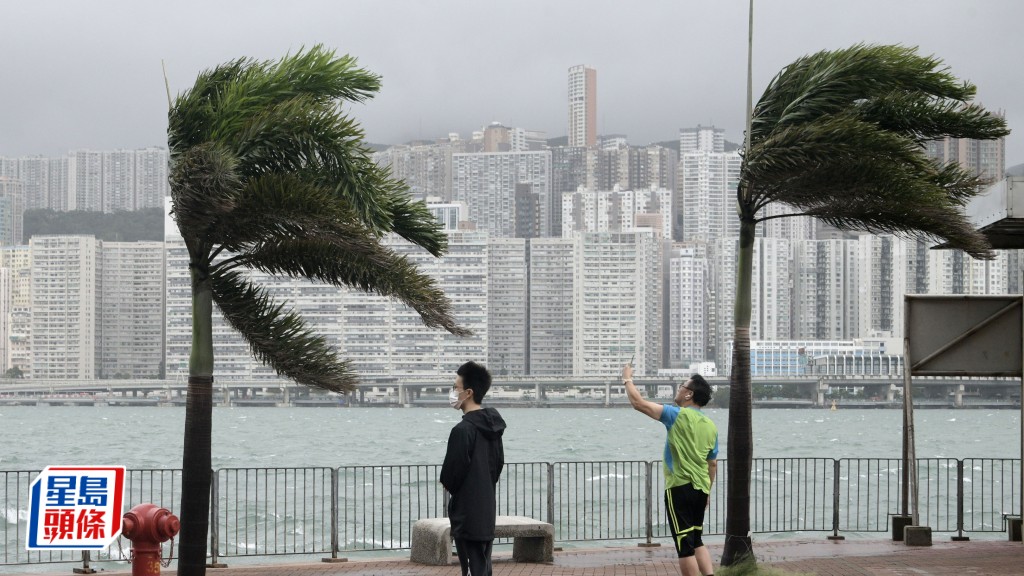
[572,230,661,377]
[452,151,553,237]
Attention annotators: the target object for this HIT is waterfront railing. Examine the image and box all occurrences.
[2,457,1020,568]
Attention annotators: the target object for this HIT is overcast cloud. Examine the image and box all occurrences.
[2,0,1021,165]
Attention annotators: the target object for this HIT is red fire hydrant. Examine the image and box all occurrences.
[122,503,180,576]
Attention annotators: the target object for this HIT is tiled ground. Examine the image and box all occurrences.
[24,538,1024,575]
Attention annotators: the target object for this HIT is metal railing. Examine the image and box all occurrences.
[2,457,1020,569]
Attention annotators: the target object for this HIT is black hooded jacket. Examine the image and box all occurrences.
[439,407,506,540]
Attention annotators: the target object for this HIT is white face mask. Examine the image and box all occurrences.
[449,388,465,409]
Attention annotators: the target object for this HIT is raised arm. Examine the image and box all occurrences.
[622,363,662,420]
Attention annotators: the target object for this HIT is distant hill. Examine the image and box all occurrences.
[1007,163,1024,177]
[655,139,742,153]
[23,208,165,243]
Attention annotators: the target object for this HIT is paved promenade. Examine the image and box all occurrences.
[25,538,1024,575]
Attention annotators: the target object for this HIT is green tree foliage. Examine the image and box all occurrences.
[22,208,164,242]
[722,44,1009,566]
[168,46,468,576]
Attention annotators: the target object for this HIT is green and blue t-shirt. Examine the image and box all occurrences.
[659,405,718,493]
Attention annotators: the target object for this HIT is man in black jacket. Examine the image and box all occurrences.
[440,361,506,576]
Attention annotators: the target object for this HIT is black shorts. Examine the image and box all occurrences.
[665,482,707,558]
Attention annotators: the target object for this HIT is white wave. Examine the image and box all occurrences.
[587,473,629,482]
[2,507,29,525]
[346,536,410,548]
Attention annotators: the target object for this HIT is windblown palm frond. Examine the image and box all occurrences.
[168,46,468,576]
[210,270,356,392]
[169,45,467,388]
[742,43,1009,258]
[722,43,1010,567]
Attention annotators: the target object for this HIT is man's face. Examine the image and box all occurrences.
[451,375,471,408]
[675,379,694,405]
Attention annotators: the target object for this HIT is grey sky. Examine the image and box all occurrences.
[2,0,1021,164]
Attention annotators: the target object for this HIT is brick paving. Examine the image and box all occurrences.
[23,539,1024,575]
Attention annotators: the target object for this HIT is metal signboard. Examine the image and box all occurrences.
[905,295,1023,377]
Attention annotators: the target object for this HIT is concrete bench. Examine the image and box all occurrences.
[410,515,554,565]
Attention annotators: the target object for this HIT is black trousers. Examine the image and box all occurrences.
[454,538,493,576]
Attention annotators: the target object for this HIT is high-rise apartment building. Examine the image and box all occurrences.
[1,148,167,213]
[482,123,546,153]
[68,150,103,212]
[572,230,660,377]
[758,201,816,241]
[374,141,457,201]
[0,177,25,245]
[595,143,629,191]
[488,238,527,376]
[134,147,170,210]
[926,132,1005,183]
[528,237,575,376]
[30,235,101,379]
[678,150,741,242]
[568,65,597,148]
[667,243,707,367]
[562,186,673,240]
[164,234,345,382]
[856,235,909,339]
[712,237,791,367]
[629,145,677,194]
[102,150,135,213]
[100,242,165,378]
[751,238,792,342]
[680,126,725,154]
[0,246,31,376]
[452,151,553,237]
[550,146,596,236]
[24,236,167,380]
[927,248,1008,295]
[791,239,860,341]
[12,156,63,210]
[340,230,488,378]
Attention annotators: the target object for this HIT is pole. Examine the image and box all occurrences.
[745,0,753,161]
[903,338,919,525]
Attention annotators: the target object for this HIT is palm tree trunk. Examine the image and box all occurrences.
[178,273,215,576]
[721,219,755,566]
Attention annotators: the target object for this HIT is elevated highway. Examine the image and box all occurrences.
[0,374,1018,408]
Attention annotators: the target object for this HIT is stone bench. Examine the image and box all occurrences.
[410,515,554,565]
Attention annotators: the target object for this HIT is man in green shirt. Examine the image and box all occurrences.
[624,364,718,576]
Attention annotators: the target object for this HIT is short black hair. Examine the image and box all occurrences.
[688,374,712,407]
[457,361,492,402]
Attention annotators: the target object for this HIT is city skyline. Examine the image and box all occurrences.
[1,1,1022,164]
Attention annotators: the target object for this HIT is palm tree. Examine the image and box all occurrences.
[720,44,1009,566]
[167,46,469,576]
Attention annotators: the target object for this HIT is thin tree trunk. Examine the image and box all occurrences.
[721,219,755,566]
[178,273,215,576]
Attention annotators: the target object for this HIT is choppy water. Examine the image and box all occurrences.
[1,405,1020,571]
[0,405,1019,470]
